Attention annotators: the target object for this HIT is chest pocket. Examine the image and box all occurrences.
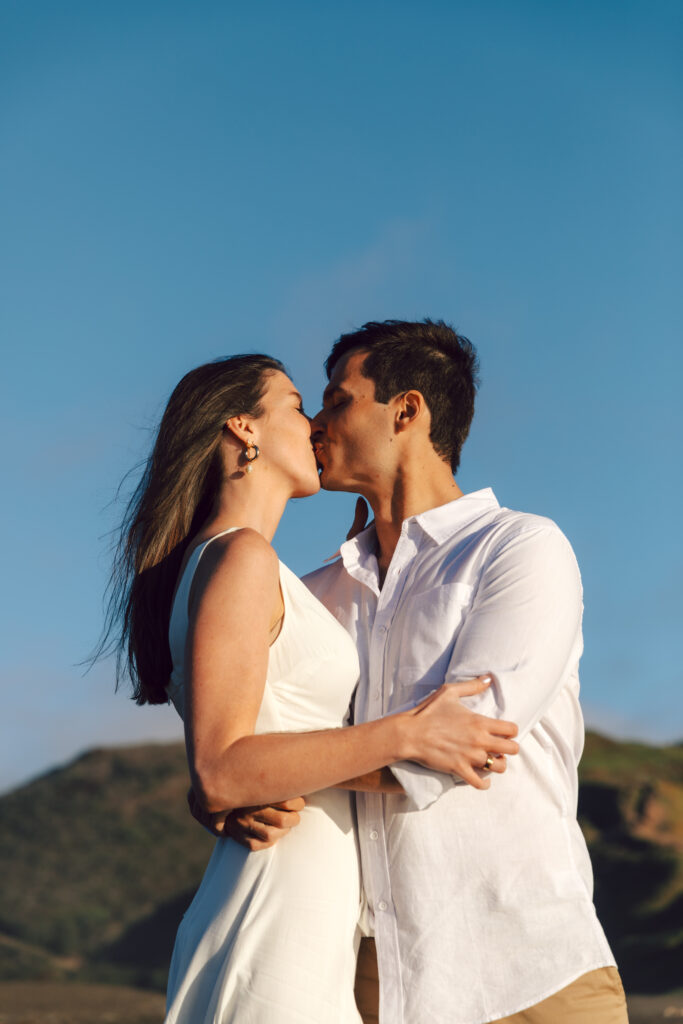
[392,581,474,697]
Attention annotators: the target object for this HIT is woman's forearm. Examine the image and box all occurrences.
[191,676,516,812]
[191,715,409,813]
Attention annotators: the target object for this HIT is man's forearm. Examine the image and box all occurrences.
[335,767,404,793]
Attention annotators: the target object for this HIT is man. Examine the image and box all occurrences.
[208,320,627,1023]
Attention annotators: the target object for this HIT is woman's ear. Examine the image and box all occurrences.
[225,415,256,446]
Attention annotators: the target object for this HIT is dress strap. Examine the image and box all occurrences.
[169,528,242,636]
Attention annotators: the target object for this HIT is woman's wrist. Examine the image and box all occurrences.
[382,709,414,763]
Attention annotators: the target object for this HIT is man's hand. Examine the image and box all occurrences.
[187,788,305,850]
[224,799,306,850]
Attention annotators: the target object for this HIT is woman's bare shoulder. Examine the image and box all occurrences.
[196,528,279,586]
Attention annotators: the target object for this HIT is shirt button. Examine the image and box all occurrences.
[377,625,387,634]
[369,830,379,840]
[378,900,388,911]
[374,690,380,700]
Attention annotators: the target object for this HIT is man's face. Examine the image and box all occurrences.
[311,349,396,494]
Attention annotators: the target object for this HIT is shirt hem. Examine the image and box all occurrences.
[455,957,618,1024]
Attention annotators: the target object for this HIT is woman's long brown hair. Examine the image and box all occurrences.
[98,354,285,705]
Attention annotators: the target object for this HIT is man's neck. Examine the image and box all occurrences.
[370,473,463,578]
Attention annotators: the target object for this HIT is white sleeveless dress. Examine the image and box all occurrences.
[165,530,363,1023]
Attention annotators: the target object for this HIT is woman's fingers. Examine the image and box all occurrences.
[485,734,519,755]
[446,674,493,697]
[346,497,369,540]
[408,677,522,785]
[490,718,518,737]
[457,762,492,790]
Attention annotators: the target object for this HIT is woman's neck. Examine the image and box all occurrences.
[200,478,290,545]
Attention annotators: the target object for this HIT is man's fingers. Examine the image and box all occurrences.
[487,755,507,774]
[273,796,306,812]
[245,837,278,851]
[242,822,291,850]
[252,807,301,829]
[236,812,297,839]
[222,800,305,851]
[227,816,267,847]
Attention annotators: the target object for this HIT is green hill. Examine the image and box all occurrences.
[0,732,681,994]
[0,743,213,990]
[578,732,683,992]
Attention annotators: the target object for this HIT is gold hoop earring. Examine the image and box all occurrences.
[244,442,260,473]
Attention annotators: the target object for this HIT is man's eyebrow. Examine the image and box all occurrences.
[322,384,347,404]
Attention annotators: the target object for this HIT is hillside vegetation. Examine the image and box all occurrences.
[0,733,681,994]
[578,732,683,991]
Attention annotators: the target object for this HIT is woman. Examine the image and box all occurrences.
[104,354,518,1022]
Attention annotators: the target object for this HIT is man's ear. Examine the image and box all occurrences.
[394,390,426,432]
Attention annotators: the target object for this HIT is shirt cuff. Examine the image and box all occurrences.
[389,761,458,810]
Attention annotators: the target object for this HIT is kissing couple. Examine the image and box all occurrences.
[107,319,627,1023]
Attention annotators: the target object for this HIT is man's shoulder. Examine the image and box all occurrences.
[451,500,578,570]
[302,557,349,602]
[302,558,362,625]
[433,490,571,554]
[488,505,567,544]
[478,505,580,583]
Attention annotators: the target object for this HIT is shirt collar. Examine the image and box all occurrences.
[338,520,381,592]
[338,488,500,582]
[412,487,500,544]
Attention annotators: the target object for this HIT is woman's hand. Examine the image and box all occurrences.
[401,675,519,789]
[346,497,369,539]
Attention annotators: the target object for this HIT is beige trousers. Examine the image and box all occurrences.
[488,967,628,1024]
[354,939,628,1024]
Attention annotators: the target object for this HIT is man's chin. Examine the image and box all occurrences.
[319,468,356,494]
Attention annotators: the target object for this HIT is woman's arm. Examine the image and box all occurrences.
[185,530,518,814]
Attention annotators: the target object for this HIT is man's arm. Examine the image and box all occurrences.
[335,768,404,792]
[392,522,583,808]
[194,773,399,850]
[448,523,583,732]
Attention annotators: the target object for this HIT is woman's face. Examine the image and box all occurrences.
[254,371,320,498]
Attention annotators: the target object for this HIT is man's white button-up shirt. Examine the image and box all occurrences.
[305,489,615,1024]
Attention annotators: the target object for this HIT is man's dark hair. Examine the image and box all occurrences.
[325,319,479,473]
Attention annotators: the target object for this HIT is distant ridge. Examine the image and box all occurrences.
[0,733,681,993]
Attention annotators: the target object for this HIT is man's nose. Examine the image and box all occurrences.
[310,410,325,440]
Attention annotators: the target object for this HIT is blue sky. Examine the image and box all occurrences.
[2,0,681,793]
